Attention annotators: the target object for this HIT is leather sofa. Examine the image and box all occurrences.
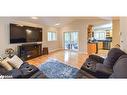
[0,62,47,79]
[80,48,127,78]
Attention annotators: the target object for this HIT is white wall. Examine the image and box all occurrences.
[120,17,127,53]
[0,17,60,57]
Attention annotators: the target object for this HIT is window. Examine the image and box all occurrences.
[94,32,106,40]
[48,32,57,41]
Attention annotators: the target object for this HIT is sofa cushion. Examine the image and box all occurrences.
[110,55,127,78]
[103,48,126,68]
[8,55,23,69]
[95,63,113,75]
[0,57,13,71]
[5,69,22,78]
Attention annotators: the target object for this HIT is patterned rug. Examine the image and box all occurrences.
[38,58,79,78]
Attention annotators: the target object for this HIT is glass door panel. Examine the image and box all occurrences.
[71,32,79,51]
[64,32,71,49]
[64,32,79,51]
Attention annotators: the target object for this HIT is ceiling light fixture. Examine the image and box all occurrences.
[55,23,60,26]
[31,16,38,19]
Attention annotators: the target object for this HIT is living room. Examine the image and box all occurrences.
[0,16,127,79]
[1,0,127,95]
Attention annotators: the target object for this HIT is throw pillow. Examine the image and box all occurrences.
[0,57,13,71]
[8,55,23,69]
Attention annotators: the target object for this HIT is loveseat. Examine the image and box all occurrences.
[80,48,127,78]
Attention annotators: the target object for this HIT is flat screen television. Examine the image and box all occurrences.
[10,23,42,43]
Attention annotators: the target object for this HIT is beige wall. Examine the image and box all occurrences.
[120,17,127,53]
[0,17,60,57]
[112,20,120,47]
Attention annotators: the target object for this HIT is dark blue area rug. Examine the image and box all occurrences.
[38,58,79,78]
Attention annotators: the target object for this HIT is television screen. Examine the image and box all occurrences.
[10,23,42,43]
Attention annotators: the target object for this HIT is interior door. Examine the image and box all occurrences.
[64,32,79,51]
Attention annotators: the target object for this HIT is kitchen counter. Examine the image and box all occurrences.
[96,39,112,42]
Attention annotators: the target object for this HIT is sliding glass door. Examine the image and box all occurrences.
[64,32,79,51]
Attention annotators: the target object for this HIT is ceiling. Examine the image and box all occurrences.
[9,16,119,27]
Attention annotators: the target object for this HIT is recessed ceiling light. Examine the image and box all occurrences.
[31,16,38,19]
[55,23,60,26]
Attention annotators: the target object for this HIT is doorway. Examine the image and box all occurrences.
[93,23,112,57]
[64,32,79,51]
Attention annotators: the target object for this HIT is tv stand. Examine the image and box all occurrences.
[18,44,42,61]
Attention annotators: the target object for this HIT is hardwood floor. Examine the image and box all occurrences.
[27,50,88,69]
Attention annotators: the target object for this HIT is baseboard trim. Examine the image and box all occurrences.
[49,48,88,55]
[49,48,64,53]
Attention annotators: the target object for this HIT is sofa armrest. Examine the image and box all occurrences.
[89,55,105,63]
[5,69,22,78]
[95,63,113,75]
[19,62,30,69]
[20,65,39,78]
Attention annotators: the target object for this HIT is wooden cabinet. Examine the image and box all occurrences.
[87,43,97,55]
[18,44,42,61]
